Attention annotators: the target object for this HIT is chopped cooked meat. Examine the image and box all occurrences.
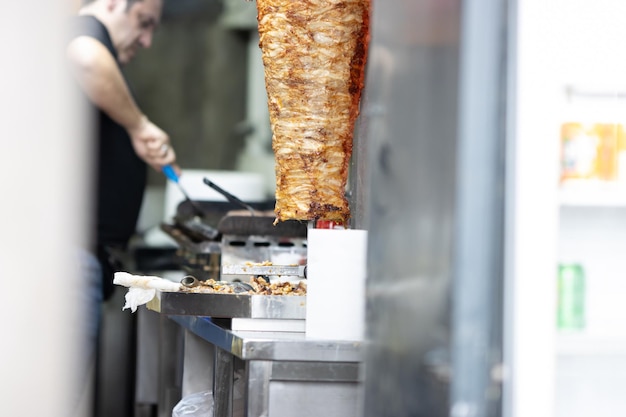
[182,277,307,296]
[255,0,370,224]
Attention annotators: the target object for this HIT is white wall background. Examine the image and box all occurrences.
[555,0,626,89]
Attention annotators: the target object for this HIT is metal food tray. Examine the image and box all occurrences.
[148,291,306,319]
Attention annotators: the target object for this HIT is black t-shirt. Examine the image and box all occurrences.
[70,16,147,250]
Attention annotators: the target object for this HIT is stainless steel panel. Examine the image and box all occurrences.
[156,292,306,319]
[270,362,360,382]
[360,0,461,415]
[240,338,363,363]
[248,361,272,417]
[451,0,507,415]
[173,318,363,417]
[249,296,306,319]
[181,330,215,397]
[361,0,506,416]
[268,381,359,417]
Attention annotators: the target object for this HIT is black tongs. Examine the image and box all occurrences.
[203,177,257,216]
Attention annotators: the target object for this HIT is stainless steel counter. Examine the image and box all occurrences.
[170,315,362,362]
[169,315,363,417]
[151,292,306,319]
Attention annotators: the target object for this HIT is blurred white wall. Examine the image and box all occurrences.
[0,2,91,416]
[555,0,626,90]
[505,0,561,416]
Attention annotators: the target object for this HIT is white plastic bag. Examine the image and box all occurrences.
[172,391,214,417]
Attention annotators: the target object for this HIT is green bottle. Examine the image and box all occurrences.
[557,264,586,331]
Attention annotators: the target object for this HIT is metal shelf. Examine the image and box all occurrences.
[556,334,626,355]
[559,181,626,207]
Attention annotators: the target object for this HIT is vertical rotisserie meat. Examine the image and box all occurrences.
[255,0,370,224]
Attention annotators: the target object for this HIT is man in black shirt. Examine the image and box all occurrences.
[67,0,178,409]
[69,0,178,299]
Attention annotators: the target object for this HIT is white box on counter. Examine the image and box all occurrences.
[305,229,368,341]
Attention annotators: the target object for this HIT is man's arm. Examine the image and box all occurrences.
[67,36,145,133]
[67,36,178,171]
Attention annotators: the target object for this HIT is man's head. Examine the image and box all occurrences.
[82,0,163,65]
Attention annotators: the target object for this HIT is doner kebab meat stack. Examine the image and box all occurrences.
[255,0,370,224]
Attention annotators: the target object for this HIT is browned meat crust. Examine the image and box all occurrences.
[256,0,370,224]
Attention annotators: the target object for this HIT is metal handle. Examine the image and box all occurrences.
[203,177,256,216]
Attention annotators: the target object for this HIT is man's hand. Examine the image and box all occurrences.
[67,37,179,173]
[128,116,178,172]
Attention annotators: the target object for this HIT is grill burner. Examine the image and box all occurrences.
[161,201,308,282]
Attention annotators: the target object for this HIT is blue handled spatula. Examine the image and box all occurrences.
[162,165,205,217]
